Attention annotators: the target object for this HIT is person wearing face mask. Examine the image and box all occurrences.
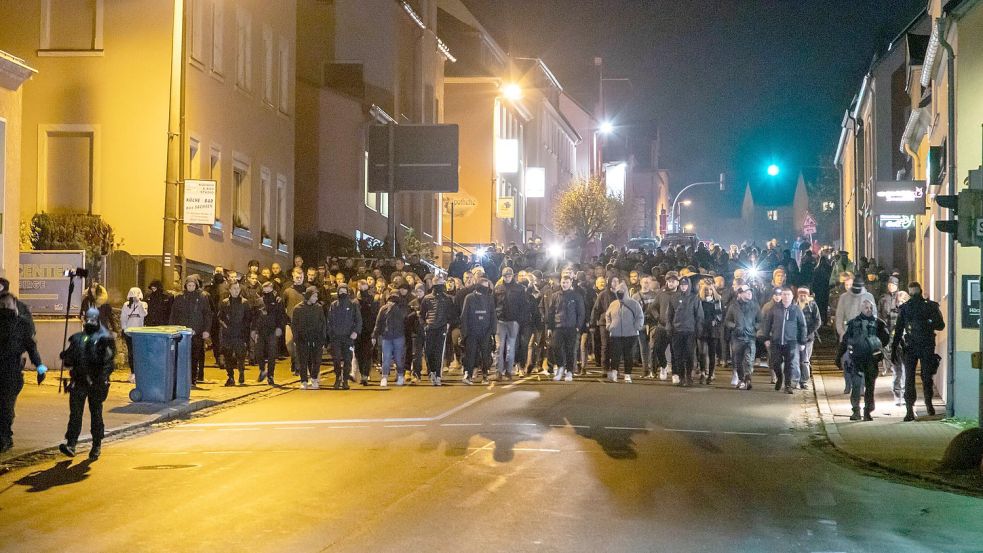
[444,278,463,371]
[291,287,326,390]
[878,276,902,377]
[144,280,173,328]
[120,287,148,383]
[354,280,379,386]
[575,271,596,374]
[891,282,945,421]
[218,282,252,386]
[205,269,229,372]
[0,277,36,336]
[666,277,704,386]
[724,284,760,389]
[696,279,722,385]
[420,276,454,386]
[796,285,822,390]
[58,307,116,460]
[546,275,586,382]
[327,284,362,390]
[837,299,889,420]
[604,282,644,383]
[0,293,46,454]
[460,277,497,385]
[169,275,213,385]
[648,271,681,381]
[759,288,808,394]
[251,281,286,385]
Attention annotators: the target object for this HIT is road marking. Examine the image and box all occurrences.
[467,447,560,453]
[169,429,205,433]
[502,375,535,389]
[440,423,482,427]
[722,431,768,436]
[550,424,590,429]
[465,440,495,458]
[665,428,711,433]
[604,426,650,431]
[490,422,538,427]
[182,392,494,428]
[216,428,261,432]
[326,426,369,429]
[273,427,315,431]
[384,424,427,428]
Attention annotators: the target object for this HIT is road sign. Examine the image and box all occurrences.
[367,124,459,193]
[802,213,817,235]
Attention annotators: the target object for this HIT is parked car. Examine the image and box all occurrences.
[660,233,700,250]
[626,237,660,253]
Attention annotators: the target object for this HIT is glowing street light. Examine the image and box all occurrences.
[681,200,692,207]
[767,164,780,177]
[501,83,523,101]
[599,121,615,135]
[683,223,695,232]
[548,243,564,259]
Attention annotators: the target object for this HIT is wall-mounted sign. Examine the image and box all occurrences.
[526,167,546,198]
[18,250,85,315]
[184,179,217,225]
[962,274,980,328]
[874,180,926,215]
[605,162,626,198]
[495,139,519,174]
[496,197,515,219]
[878,214,916,230]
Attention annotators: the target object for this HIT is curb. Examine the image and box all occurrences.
[0,377,299,469]
[810,370,981,496]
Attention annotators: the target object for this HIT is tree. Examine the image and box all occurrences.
[554,175,623,252]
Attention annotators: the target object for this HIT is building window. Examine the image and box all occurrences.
[262,25,273,105]
[767,210,779,221]
[362,151,388,216]
[189,137,201,179]
[40,0,104,53]
[189,0,204,64]
[210,146,222,230]
[276,174,288,253]
[232,157,251,236]
[211,0,224,75]
[235,7,252,92]
[278,38,290,114]
[261,167,272,247]
[41,127,98,215]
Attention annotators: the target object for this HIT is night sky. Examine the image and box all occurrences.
[463,0,926,220]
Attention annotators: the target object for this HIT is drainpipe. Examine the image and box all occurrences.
[939,17,957,418]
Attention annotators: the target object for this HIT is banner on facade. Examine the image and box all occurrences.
[18,250,85,315]
[874,180,926,215]
[184,179,217,225]
[496,197,515,219]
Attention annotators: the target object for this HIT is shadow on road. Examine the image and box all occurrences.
[14,459,94,492]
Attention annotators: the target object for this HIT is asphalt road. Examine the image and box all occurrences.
[0,369,980,553]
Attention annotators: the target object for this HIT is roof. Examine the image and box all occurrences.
[906,33,930,66]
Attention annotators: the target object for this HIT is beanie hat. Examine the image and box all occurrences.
[850,280,863,293]
[888,276,900,285]
[304,286,318,300]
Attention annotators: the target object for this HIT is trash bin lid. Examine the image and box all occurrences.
[125,325,193,337]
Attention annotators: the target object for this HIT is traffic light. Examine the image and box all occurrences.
[935,189,983,245]
[767,164,780,177]
[935,194,959,235]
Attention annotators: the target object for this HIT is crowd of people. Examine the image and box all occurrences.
[0,237,948,459]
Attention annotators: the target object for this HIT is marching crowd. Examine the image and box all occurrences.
[0,238,947,459]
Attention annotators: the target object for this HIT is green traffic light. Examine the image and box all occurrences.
[767,164,780,177]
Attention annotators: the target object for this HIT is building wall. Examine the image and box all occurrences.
[442,81,495,246]
[840,129,858,260]
[559,93,596,178]
[0,63,29,290]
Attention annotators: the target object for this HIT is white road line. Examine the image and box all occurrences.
[465,440,495,458]
[490,422,539,427]
[604,426,650,431]
[722,431,768,436]
[326,426,369,429]
[467,447,560,453]
[549,424,590,429]
[273,427,315,431]
[182,392,494,428]
[665,428,711,433]
[502,376,535,389]
[383,424,428,428]
[440,423,482,427]
[216,428,261,432]
[169,429,205,433]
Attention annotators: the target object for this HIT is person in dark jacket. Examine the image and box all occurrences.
[251,281,286,385]
[354,281,379,385]
[590,275,621,373]
[724,284,760,389]
[493,267,526,380]
[327,284,362,390]
[837,299,890,420]
[648,271,680,381]
[460,277,496,385]
[420,276,453,385]
[0,278,36,336]
[144,280,173,327]
[0,294,46,453]
[169,275,213,384]
[404,284,426,383]
[373,292,408,386]
[205,270,229,371]
[545,275,585,382]
[796,285,822,390]
[666,277,704,386]
[759,288,808,394]
[218,282,252,386]
[891,282,945,421]
[282,268,307,375]
[696,279,723,385]
[575,271,596,374]
[292,287,326,390]
[58,307,116,460]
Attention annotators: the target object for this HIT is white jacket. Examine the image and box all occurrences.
[121,289,148,331]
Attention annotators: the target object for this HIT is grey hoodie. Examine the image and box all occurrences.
[834,286,876,337]
[605,288,644,337]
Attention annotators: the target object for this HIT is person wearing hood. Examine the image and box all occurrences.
[58,307,116,460]
[218,282,253,386]
[81,279,117,335]
[796,285,822,390]
[546,273,585,382]
[835,275,877,339]
[144,279,173,327]
[493,267,526,381]
[292,286,326,390]
[120,287,148,382]
[0,293,46,454]
[373,292,408,386]
[836,299,889,421]
[604,282,644,383]
[891,282,945,421]
[420,276,454,385]
[251,280,286,385]
[633,276,660,379]
[327,284,361,390]
[648,271,681,381]
[460,276,496,385]
[354,280,380,386]
[169,275,213,385]
[666,277,704,386]
[0,278,35,336]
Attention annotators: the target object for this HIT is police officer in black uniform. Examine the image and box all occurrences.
[891,282,945,421]
[59,307,117,460]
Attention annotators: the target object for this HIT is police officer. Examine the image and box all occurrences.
[891,282,945,421]
[59,308,116,460]
[420,275,453,386]
[0,293,46,454]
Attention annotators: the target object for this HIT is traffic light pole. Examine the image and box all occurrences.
[668,174,725,234]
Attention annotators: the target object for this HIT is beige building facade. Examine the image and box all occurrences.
[0,50,36,292]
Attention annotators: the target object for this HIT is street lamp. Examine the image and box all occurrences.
[669,173,726,234]
[767,164,781,177]
[501,83,523,101]
[683,223,695,232]
[599,121,614,135]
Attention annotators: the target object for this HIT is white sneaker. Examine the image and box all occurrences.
[624,375,632,384]
[396,375,405,386]
[658,367,668,381]
[539,368,550,376]
[430,373,438,386]
[671,374,680,385]
[311,379,319,390]
[564,371,574,382]
[608,370,618,382]
[300,381,308,390]
[435,376,442,386]
[462,376,473,385]
[731,372,739,386]
[553,369,565,381]
[380,377,388,388]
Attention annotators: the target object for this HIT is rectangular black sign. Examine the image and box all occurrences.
[367,124,459,193]
[874,180,927,215]
[962,274,980,329]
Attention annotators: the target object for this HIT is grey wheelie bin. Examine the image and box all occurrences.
[125,326,194,402]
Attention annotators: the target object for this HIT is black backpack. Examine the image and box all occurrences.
[848,318,882,362]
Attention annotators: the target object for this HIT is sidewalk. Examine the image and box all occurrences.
[1,353,298,465]
[811,364,982,491]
